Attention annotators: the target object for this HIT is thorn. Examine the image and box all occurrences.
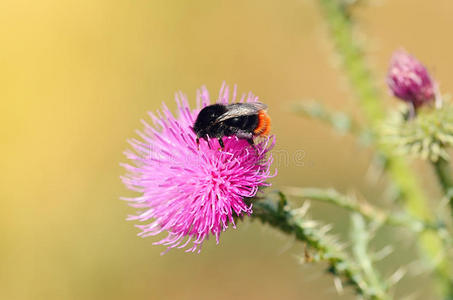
[387,267,407,287]
[319,224,333,236]
[373,245,394,261]
[304,244,313,263]
[333,277,344,295]
[302,220,317,228]
[294,201,311,216]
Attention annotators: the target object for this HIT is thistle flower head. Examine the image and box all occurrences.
[121,84,274,253]
[387,50,436,108]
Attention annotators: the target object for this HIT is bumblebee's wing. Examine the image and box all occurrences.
[214,102,267,123]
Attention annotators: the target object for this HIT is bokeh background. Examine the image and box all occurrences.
[2,0,453,299]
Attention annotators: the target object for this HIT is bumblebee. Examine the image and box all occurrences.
[193,102,271,149]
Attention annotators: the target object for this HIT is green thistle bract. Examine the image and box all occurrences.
[381,101,453,162]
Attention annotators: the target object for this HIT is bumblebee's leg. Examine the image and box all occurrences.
[196,137,200,150]
[218,137,225,150]
[247,138,257,151]
[204,135,212,149]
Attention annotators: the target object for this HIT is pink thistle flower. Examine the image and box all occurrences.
[121,84,275,254]
[387,50,436,109]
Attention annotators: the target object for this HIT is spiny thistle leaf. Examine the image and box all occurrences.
[292,101,357,135]
[252,191,391,300]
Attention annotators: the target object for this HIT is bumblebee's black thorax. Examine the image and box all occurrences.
[193,104,227,138]
[193,104,259,139]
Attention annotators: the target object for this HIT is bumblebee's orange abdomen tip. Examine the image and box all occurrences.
[254,110,271,136]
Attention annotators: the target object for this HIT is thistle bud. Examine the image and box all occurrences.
[387,50,436,109]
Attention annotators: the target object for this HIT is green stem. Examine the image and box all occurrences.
[432,158,453,215]
[350,214,388,298]
[252,192,391,300]
[316,0,428,214]
[317,0,453,297]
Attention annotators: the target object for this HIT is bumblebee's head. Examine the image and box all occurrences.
[193,104,227,137]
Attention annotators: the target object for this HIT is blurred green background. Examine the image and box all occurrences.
[2,0,453,299]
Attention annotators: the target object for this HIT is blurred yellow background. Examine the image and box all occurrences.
[2,0,453,299]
